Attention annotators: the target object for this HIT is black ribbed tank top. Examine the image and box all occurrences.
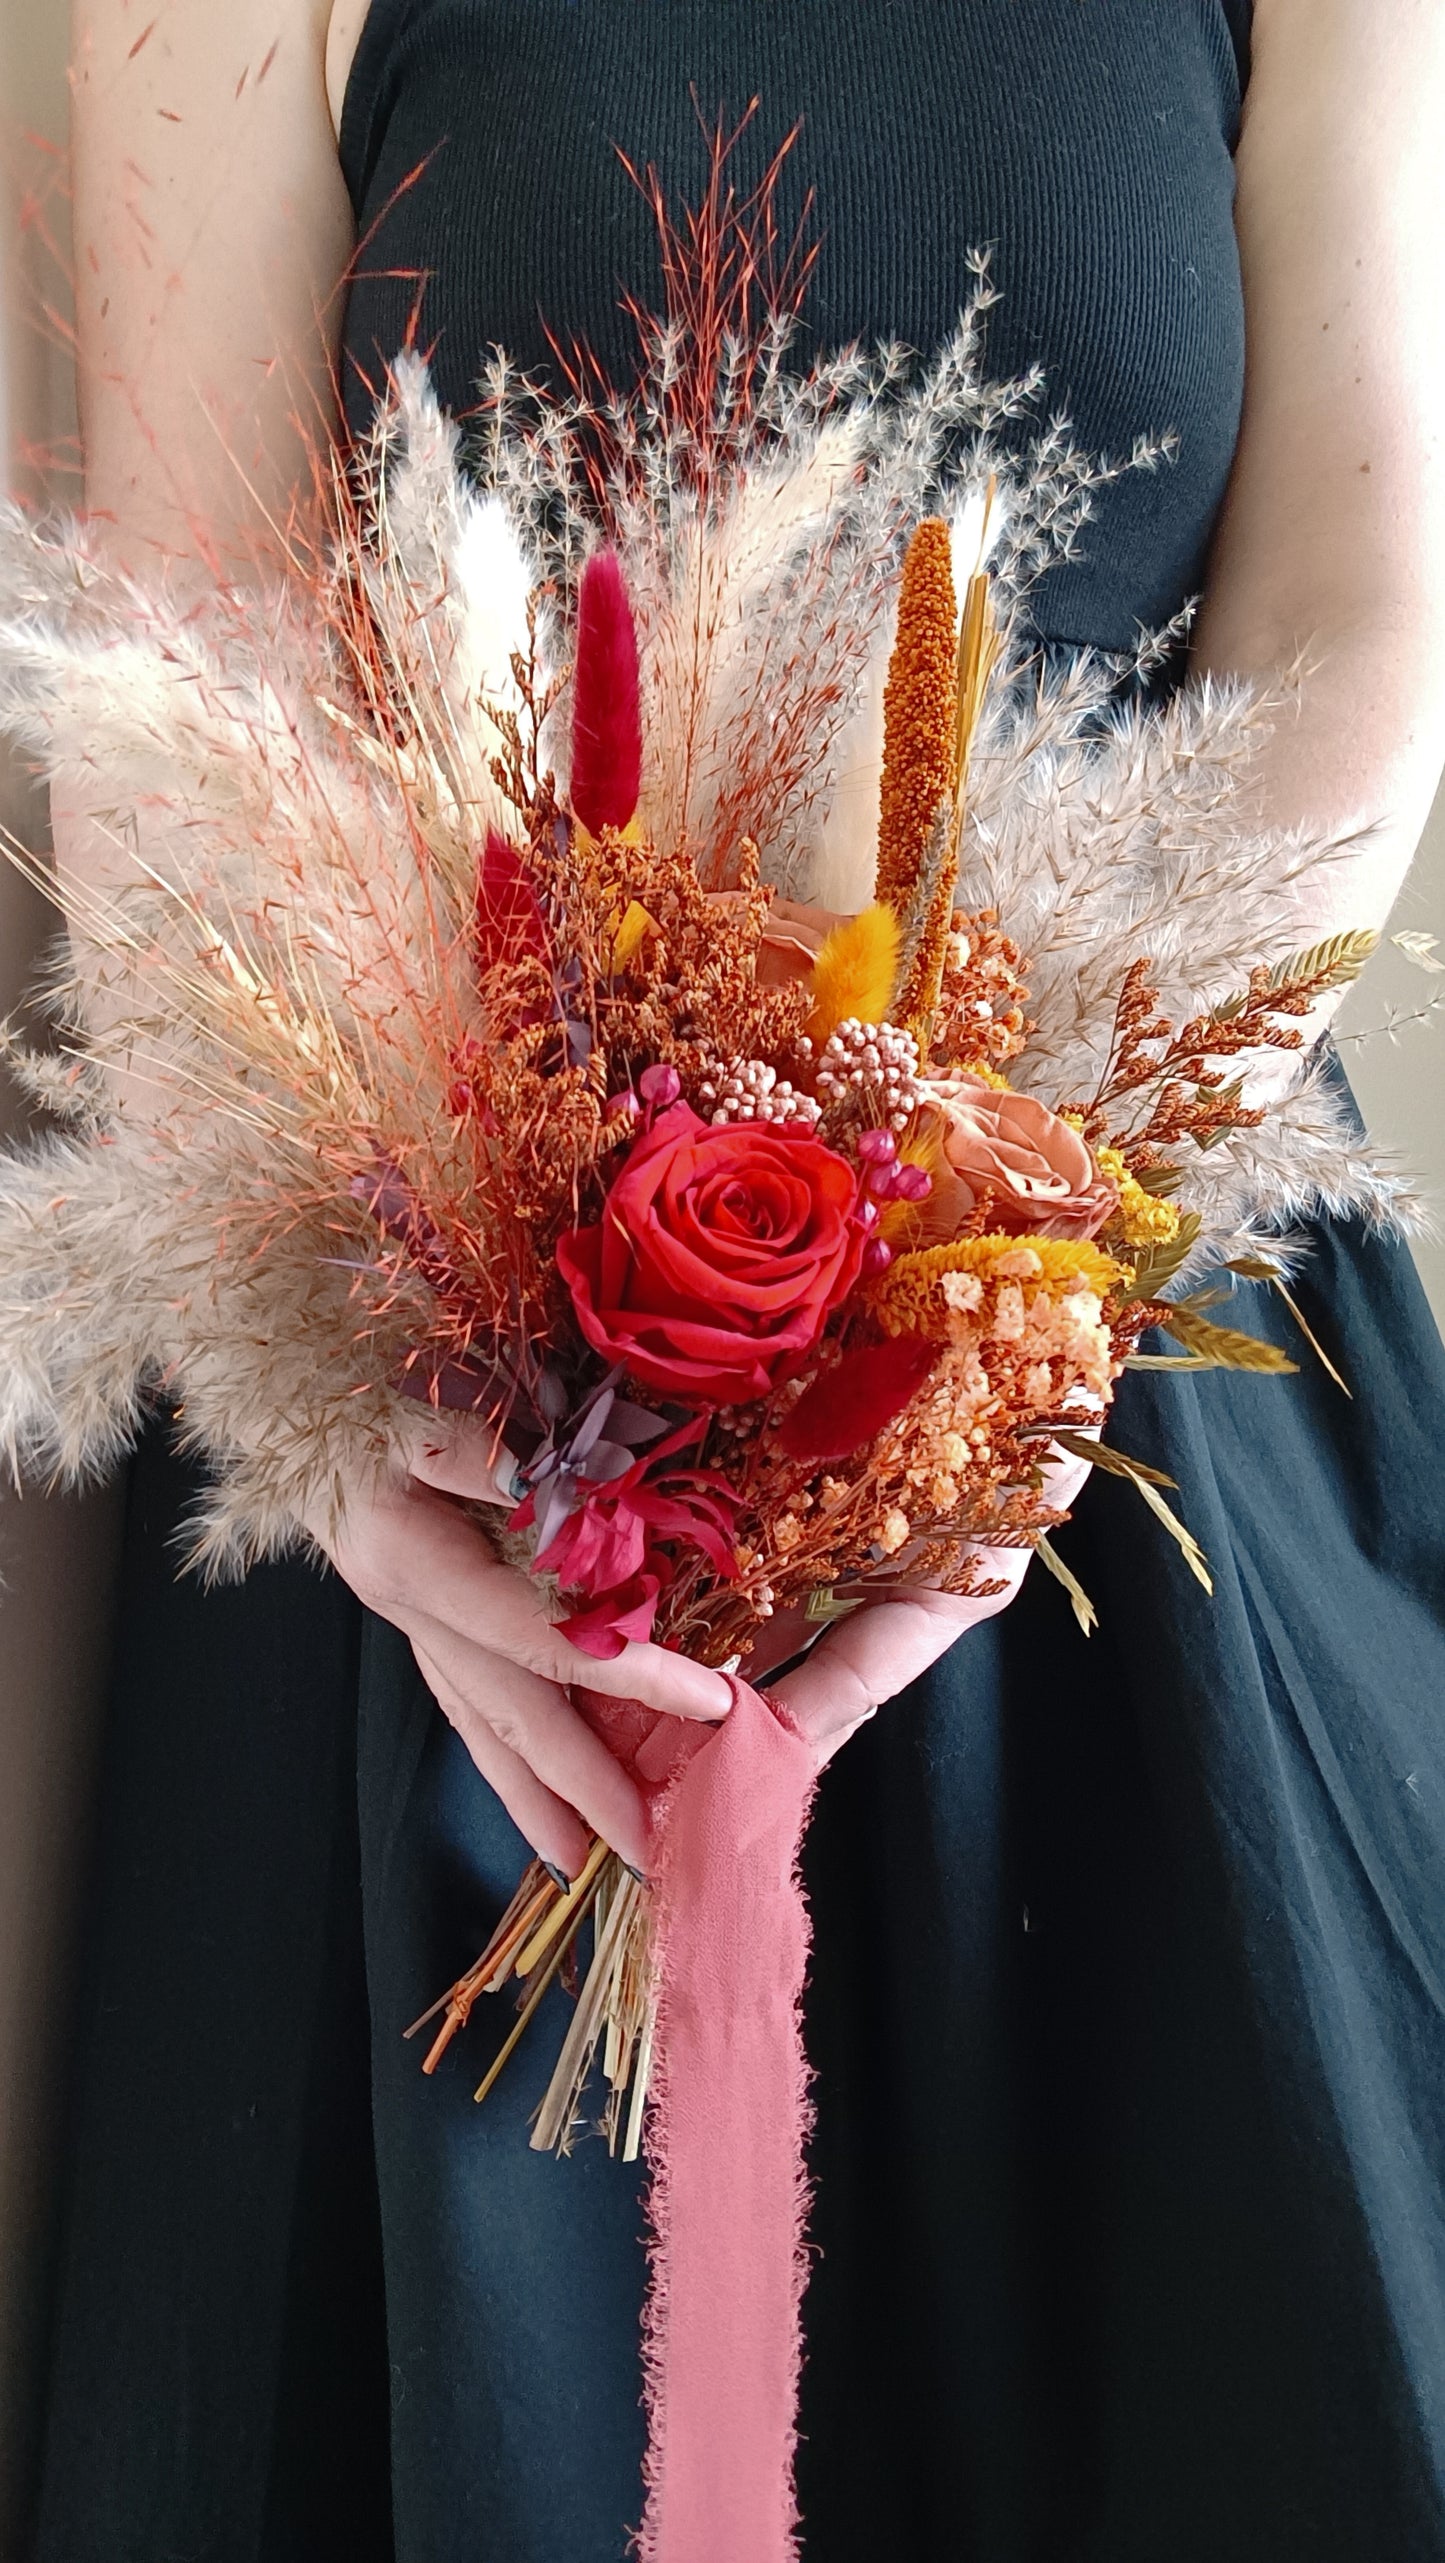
[338,1,1252,651]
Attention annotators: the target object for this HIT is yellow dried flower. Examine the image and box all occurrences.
[609,900,659,969]
[1095,1147,1183,1248]
[807,902,901,1046]
[868,1231,1129,1339]
[879,1508,911,1555]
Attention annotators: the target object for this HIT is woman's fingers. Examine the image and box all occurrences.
[1040,1442,1094,1508]
[772,1564,1029,1760]
[326,1439,1095,1854]
[773,1441,1095,1765]
[326,1477,733,1724]
[403,1611,651,1874]
[403,1409,519,1504]
[410,1639,594,1880]
[445,1533,732,1720]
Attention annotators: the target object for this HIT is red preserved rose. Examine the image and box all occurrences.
[556,1100,867,1405]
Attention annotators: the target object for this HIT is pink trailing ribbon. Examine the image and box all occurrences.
[582,1675,819,2563]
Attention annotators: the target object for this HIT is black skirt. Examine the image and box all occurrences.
[32,1195,1445,2562]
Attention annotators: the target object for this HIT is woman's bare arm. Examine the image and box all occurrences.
[63,0,354,911]
[71,0,352,572]
[324,0,371,142]
[1192,0,1445,941]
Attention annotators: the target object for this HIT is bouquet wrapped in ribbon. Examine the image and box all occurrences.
[0,179,1407,2561]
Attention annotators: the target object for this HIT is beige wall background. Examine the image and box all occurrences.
[0,8,121,2548]
[0,1,1442,2547]
[1337,899,1445,1307]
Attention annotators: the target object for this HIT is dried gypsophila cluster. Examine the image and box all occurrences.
[666,1221,1144,1665]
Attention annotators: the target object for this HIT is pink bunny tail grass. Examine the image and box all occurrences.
[637,1675,819,2563]
[570,547,643,834]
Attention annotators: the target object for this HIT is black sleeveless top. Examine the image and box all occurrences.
[338,0,1252,652]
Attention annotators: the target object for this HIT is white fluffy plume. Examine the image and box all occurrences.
[352,354,536,844]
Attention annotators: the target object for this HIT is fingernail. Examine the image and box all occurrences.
[683,1666,733,1718]
[543,1860,572,1892]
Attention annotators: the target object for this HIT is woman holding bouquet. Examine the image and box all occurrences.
[29,3,1445,2559]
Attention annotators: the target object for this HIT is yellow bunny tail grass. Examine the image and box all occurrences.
[806,902,902,1047]
[874,519,958,914]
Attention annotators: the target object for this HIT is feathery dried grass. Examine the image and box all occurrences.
[0,289,1407,1561]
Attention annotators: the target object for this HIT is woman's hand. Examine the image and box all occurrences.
[315,1419,1087,1871]
[309,1416,733,1881]
[762,1443,1093,1765]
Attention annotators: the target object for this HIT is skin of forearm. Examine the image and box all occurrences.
[54,2,351,1102]
[70,0,349,572]
[1190,597,1445,940]
[1189,0,1445,979]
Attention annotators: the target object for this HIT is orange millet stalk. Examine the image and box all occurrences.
[874,517,959,916]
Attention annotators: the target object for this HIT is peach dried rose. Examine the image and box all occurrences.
[920,1075,1118,1242]
[707,891,841,989]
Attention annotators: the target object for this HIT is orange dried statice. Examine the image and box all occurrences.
[1082,938,1376,1161]
[1077,958,1262,1154]
[595,834,812,1094]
